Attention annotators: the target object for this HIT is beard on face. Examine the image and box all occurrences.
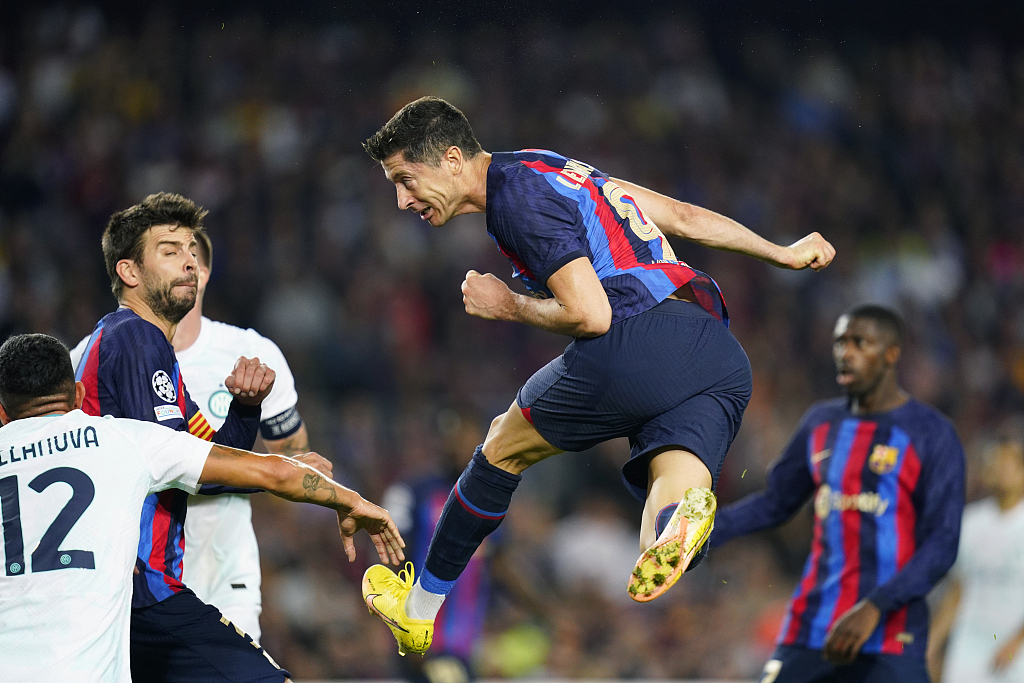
[140,266,197,324]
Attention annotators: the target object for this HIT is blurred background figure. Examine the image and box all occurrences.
[381,408,549,683]
[929,421,1024,683]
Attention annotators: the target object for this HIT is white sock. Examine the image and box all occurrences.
[405,581,446,621]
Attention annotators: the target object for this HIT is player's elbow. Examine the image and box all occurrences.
[668,201,697,238]
[575,304,612,337]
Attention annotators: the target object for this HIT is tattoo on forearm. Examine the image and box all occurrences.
[268,429,310,457]
[301,472,338,504]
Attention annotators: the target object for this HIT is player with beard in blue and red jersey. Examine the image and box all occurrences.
[356,96,836,656]
[75,193,330,683]
[710,305,966,683]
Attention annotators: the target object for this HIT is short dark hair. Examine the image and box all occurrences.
[0,334,76,416]
[844,304,905,348]
[102,192,208,299]
[363,96,483,165]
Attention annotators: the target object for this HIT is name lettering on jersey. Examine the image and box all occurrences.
[154,405,184,422]
[0,427,99,467]
[814,484,890,520]
[555,159,595,190]
[152,370,176,403]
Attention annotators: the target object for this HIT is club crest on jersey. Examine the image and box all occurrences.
[208,389,232,419]
[152,370,177,403]
[869,445,900,475]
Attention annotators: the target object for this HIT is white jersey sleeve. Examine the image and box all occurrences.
[112,419,213,494]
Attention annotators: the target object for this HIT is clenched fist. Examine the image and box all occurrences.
[782,232,836,271]
[462,270,518,321]
[224,356,275,406]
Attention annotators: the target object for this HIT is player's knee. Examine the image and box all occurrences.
[481,416,531,473]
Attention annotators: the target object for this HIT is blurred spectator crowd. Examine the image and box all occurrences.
[1,5,1023,679]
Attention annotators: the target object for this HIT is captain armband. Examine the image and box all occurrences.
[259,405,303,440]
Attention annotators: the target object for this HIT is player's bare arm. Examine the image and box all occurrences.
[199,444,405,564]
[612,177,836,271]
[461,257,612,337]
[263,423,311,457]
[224,356,275,405]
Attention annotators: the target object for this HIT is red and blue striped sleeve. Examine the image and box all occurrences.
[865,415,965,615]
[488,164,589,288]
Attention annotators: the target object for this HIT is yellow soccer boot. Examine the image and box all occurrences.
[362,562,434,655]
[628,487,716,602]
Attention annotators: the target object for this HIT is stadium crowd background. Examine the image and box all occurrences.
[1,2,1024,679]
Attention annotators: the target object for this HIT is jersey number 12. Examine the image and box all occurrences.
[0,467,96,576]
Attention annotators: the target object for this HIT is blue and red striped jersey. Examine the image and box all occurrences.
[75,308,260,608]
[486,150,728,326]
[711,398,965,659]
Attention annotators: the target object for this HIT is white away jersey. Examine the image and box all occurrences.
[0,410,212,682]
[176,317,301,639]
[943,498,1024,683]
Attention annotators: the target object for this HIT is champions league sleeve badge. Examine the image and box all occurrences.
[152,370,177,403]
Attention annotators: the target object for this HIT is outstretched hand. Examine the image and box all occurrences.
[783,232,836,271]
[224,356,275,406]
[337,499,406,565]
[823,599,881,665]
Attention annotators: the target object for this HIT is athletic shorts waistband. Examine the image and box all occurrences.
[645,298,717,318]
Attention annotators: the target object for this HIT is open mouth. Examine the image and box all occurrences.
[836,369,856,385]
[418,207,432,221]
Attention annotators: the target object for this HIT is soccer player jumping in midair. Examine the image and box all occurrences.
[360,97,836,655]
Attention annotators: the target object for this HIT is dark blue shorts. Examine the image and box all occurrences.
[131,589,290,683]
[516,299,752,500]
[760,646,930,683]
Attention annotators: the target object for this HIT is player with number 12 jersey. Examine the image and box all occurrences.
[0,408,212,681]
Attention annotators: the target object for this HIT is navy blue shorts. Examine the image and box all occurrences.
[516,299,752,500]
[131,589,290,683]
[760,646,930,683]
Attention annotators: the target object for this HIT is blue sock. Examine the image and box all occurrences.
[423,446,521,588]
[655,504,677,538]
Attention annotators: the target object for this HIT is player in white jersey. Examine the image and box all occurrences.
[172,230,308,639]
[928,433,1024,682]
[69,230,308,640]
[3,333,405,683]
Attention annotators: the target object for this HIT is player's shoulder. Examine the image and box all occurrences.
[491,150,571,185]
[963,497,998,524]
[203,317,284,355]
[97,309,169,349]
[802,398,848,426]
[896,398,960,440]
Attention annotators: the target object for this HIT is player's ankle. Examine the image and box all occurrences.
[406,581,445,621]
